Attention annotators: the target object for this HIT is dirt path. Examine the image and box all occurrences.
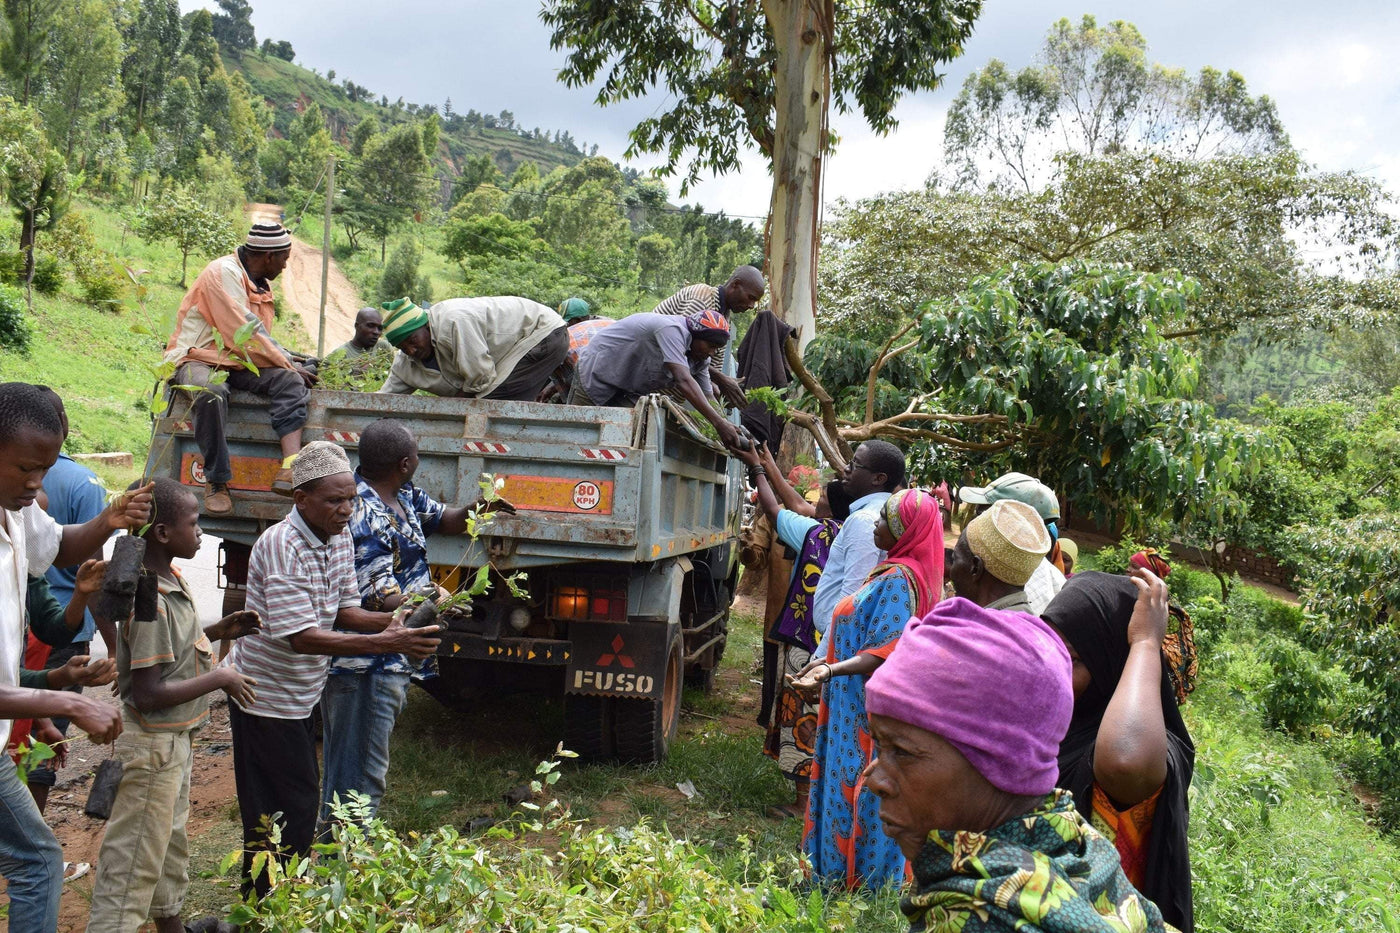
[247,203,362,355]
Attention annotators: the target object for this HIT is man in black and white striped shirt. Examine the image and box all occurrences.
[652,265,766,408]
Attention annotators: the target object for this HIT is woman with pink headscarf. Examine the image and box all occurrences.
[791,488,944,891]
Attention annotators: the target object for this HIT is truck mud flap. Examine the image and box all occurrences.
[566,621,677,701]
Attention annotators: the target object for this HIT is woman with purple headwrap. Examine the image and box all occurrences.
[791,488,944,891]
[862,594,1177,932]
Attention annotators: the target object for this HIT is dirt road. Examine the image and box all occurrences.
[248,203,362,355]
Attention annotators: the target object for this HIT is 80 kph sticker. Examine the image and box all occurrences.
[572,481,602,510]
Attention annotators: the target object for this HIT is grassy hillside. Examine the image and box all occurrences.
[226,51,586,178]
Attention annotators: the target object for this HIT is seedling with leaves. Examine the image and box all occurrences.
[399,474,527,630]
[122,263,261,443]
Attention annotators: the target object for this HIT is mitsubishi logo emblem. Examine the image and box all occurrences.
[597,634,635,669]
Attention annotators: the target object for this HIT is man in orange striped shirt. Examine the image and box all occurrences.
[164,223,317,514]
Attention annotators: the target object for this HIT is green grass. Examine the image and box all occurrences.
[0,197,172,459]
[108,552,1400,932]
[378,606,789,845]
[1188,679,1400,931]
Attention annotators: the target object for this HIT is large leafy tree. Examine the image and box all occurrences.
[339,120,436,260]
[821,150,1399,342]
[792,261,1265,530]
[534,156,635,283]
[0,96,69,286]
[541,0,983,347]
[41,0,125,161]
[210,0,256,55]
[945,14,1286,192]
[121,0,184,133]
[0,0,57,105]
[136,186,239,287]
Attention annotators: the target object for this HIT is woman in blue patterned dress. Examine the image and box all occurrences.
[793,488,944,891]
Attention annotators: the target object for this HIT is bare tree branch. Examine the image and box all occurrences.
[840,422,1020,452]
[786,409,850,471]
[784,332,851,460]
[864,319,918,424]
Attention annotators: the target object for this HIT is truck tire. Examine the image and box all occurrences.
[563,693,616,762]
[614,630,683,763]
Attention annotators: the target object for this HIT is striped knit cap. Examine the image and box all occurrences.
[380,297,430,346]
[245,223,292,251]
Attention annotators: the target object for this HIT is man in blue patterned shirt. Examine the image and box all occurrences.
[321,419,509,827]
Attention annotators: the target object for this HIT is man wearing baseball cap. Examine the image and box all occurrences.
[956,472,1066,615]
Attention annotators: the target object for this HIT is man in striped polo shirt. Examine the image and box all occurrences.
[651,265,766,408]
[224,441,441,899]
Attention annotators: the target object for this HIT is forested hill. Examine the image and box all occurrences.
[225,49,591,184]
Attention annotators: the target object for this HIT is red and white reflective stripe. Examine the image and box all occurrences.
[463,441,511,454]
[325,431,360,444]
[171,421,193,433]
[579,448,627,461]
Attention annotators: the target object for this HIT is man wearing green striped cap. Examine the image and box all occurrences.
[377,296,569,400]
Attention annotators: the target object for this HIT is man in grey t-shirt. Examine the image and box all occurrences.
[570,310,742,449]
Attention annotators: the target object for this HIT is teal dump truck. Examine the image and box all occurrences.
[144,389,743,762]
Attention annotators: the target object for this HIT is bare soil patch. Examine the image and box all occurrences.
[246,203,363,355]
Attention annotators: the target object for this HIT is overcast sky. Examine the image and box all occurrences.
[188,1,1400,218]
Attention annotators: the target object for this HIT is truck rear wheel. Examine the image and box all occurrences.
[614,630,683,763]
[563,693,616,761]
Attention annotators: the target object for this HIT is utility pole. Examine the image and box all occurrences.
[317,155,336,357]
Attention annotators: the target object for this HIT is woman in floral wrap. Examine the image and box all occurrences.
[863,584,1177,932]
[793,488,944,891]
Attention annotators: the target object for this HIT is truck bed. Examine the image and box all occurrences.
[146,389,743,570]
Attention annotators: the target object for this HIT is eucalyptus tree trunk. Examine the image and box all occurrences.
[762,0,832,352]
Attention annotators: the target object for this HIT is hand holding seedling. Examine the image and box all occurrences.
[107,482,155,532]
[376,605,442,660]
[68,694,123,744]
[33,719,66,768]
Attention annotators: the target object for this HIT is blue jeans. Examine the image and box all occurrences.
[0,755,63,933]
[319,671,411,826]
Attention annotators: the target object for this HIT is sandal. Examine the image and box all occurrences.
[765,803,803,821]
